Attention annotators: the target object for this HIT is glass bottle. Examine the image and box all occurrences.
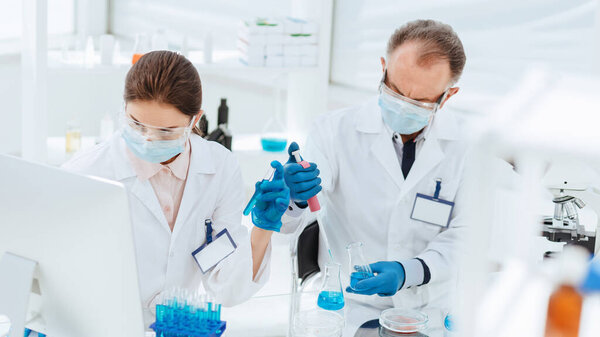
[317,262,345,311]
[346,242,374,291]
[65,120,82,153]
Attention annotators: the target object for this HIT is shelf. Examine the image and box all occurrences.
[47,50,319,79]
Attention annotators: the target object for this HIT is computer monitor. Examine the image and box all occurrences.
[0,154,144,337]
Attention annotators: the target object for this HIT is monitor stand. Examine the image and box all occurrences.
[0,253,39,337]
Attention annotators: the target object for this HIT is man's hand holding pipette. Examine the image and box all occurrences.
[283,142,322,209]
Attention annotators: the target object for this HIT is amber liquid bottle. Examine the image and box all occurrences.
[544,246,589,337]
[544,284,583,337]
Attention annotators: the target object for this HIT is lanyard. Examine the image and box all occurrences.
[433,178,442,199]
[205,219,213,244]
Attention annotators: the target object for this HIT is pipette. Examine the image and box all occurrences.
[243,167,276,216]
[291,149,336,260]
[292,150,321,212]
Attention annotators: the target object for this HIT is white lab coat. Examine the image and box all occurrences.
[283,97,472,310]
[63,133,271,314]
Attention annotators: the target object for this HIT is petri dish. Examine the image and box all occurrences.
[293,309,344,337]
[379,308,428,334]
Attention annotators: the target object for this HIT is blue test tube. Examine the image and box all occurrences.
[243,167,275,215]
[215,303,222,321]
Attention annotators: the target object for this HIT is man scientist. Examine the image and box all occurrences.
[282,19,469,311]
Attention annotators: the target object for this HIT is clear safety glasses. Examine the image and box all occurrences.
[121,113,196,141]
[378,70,445,112]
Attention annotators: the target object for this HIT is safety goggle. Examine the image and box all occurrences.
[379,70,447,111]
[121,113,196,141]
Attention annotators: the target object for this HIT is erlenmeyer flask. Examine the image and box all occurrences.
[317,262,345,311]
[260,116,288,152]
[346,242,374,291]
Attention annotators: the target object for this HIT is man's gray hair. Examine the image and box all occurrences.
[387,19,466,83]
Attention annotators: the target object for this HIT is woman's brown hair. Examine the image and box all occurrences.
[124,50,203,135]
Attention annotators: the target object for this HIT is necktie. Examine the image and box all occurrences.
[401,139,416,179]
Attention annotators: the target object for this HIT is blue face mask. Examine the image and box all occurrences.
[122,124,188,163]
[377,69,447,135]
[378,93,433,134]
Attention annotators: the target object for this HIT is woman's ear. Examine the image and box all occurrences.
[195,110,204,124]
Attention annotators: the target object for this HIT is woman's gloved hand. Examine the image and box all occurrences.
[251,161,290,232]
[346,261,406,296]
[283,142,322,206]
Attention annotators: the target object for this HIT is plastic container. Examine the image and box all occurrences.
[379,308,428,334]
[292,310,344,337]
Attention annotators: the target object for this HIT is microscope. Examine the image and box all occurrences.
[198,98,232,150]
[541,163,600,256]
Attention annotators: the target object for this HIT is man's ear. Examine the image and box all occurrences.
[380,57,386,73]
[440,87,459,109]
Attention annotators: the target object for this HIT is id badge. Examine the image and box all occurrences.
[410,179,455,228]
[192,229,237,274]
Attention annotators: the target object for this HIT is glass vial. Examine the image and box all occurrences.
[346,242,373,291]
[317,262,345,311]
[66,120,82,153]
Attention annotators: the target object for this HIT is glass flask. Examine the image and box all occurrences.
[260,115,288,152]
[132,33,150,64]
[346,242,374,291]
[317,262,345,311]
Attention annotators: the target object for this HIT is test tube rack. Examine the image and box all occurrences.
[150,302,226,337]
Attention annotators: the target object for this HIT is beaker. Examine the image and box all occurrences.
[260,116,288,152]
[317,262,345,311]
[346,242,374,291]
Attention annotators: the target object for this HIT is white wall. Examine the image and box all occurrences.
[109,0,291,50]
[330,0,598,113]
[0,58,21,155]
[0,59,284,156]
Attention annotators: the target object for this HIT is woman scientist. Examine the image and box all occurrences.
[63,51,289,320]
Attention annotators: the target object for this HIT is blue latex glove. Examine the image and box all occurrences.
[283,142,322,205]
[345,261,406,297]
[251,161,290,232]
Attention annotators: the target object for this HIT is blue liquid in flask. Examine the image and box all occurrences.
[261,137,288,152]
[350,271,374,290]
[317,291,345,310]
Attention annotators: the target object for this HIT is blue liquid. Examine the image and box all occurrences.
[317,291,345,310]
[444,314,454,331]
[261,137,287,152]
[350,271,374,290]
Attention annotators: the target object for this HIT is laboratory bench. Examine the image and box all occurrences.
[1,294,447,337]
[0,235,449,336]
